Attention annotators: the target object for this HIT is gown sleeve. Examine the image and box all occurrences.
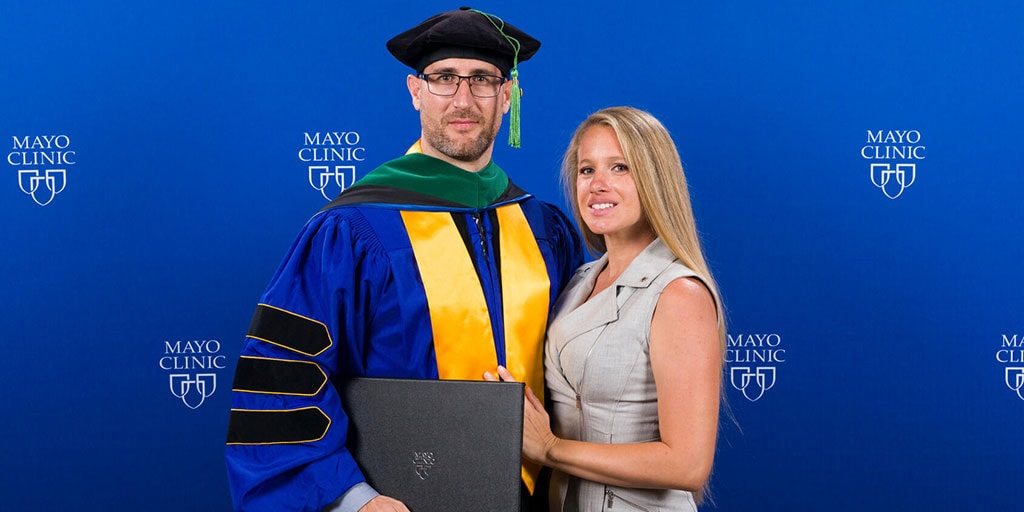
[225,208,390,512]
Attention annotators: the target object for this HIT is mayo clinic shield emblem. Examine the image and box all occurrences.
[870,163,916,199]
[309,165,356,201]
[730,366,776,402]
[169,373,217,409]
[1005,367,1024,400]
[18,169,66,206]
[413,451,436,480]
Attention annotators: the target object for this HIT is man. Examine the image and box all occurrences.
[225,7,583,512]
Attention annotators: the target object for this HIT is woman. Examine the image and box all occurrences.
[489,106,725,511]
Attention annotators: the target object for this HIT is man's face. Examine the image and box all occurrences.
[407,58,511,168]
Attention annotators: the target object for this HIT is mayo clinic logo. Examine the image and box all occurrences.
[726,333,786,402]
[300,131,366,200]
[413,451,436,480]
[861,130,926,199]
[159,339,227,409]
[996,334,1024,400]
[8,135,77,206]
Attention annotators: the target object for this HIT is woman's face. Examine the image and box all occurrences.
[575,125,652,245]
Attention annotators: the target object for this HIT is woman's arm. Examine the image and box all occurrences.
[519,276,722,491]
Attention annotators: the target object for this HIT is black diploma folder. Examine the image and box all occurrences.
[340,377,525,512]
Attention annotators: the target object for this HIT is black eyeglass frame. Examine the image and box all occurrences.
[417,73,509,98]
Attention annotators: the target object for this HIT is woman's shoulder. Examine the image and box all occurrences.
[657,275,717,322]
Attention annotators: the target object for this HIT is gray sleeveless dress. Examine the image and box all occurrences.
[544,238,713,512]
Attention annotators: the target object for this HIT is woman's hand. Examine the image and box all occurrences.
[521,385,559,465]
[483,366,560,466]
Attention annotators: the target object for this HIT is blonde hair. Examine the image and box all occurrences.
[561,106,724,340]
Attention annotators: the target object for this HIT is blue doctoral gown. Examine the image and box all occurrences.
[225,153,583,511]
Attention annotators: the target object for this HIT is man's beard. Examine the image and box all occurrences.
[423,109,498,162]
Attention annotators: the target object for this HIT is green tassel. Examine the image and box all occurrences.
[509,69,521,149]
[471,8,523,148]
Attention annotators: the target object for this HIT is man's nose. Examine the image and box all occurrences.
[451,78,475,106]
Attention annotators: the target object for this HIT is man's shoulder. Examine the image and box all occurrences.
[508,191,572,223]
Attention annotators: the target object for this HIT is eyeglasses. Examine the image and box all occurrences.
[418,73,508,98]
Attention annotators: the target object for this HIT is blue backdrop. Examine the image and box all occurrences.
[2,1,1021,510]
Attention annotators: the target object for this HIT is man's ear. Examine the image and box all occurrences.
[407,74,423,111]
[502,80,513,114]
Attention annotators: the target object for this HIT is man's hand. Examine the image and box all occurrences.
[358,495,409,512]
